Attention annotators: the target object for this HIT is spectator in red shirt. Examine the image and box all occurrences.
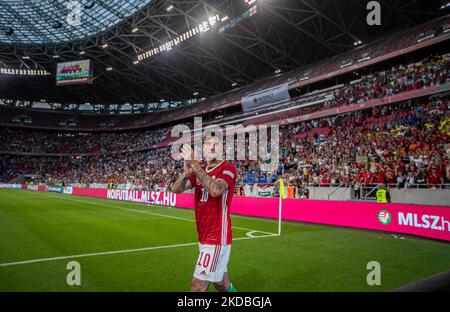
[373,168,385,184]
[320,174,331,186]
[363,170,374,186]
[427,168,443,189]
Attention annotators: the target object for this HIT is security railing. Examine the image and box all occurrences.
[327,183,347,200]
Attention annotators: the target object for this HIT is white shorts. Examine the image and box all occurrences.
[193,244,231,283]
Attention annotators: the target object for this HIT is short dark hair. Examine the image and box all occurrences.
[204,131,221,141]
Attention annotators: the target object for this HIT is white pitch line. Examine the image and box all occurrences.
[0,233,279,268]
[35,192,276,235]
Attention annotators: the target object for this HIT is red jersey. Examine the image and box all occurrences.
[428,173,441,186]
[363,172,373,185]
[189,161,237,245]
[373,171,385,184]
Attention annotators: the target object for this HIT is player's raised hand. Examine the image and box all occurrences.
[181,144,194,164]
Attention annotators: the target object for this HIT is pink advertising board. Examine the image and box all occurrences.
[67,187,450,242]
[21,184,46,192]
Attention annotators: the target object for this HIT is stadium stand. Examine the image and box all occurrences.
[1,19,449,196]
[1,96,448,193]
[1,53,448,155]
[1,16,449,131]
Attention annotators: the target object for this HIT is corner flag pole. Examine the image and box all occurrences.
[278,178,285,236]
[278,193,282,236]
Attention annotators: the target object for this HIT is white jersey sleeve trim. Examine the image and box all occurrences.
[223,170,235,179]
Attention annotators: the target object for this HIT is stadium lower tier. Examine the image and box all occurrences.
[1,96,449,191]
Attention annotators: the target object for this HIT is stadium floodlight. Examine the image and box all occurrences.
[22,56,30,60]
[101,43,109,48]
[193,92,199,96]
[275,69,282,74]
[133,60,139,65]
[52,55,60,59]
[135,7,257,62]
[340,61,353,68]
[231,82,237,87]
[199,22,210,32]
[79,50,86,55]
[106,66,113,71]
[209,16,217,26]
[132,27,139,33]
[5,27,14,36]
[40,99,46,102]
[246,0,257,5]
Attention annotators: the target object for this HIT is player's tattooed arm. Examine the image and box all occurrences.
[190,161,228,198]
[172,174,192,194]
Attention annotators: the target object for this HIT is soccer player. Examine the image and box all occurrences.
[172,134,237,292]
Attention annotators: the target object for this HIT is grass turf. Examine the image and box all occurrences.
[0,189,449,292]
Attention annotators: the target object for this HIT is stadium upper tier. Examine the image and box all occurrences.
[0,55,450,155]
[1,15,449,124]
[1,51,449,138]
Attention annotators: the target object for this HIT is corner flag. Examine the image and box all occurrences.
[278,178,286,236]
[279,178,287,199]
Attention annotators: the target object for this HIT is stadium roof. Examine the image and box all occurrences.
[0,0,152,44]
[0,0,448,112]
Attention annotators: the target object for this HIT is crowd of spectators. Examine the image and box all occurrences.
[323,54,450,109]
[1,53,449,191]
[0,54,448,156]
[1,97,448,190]
[194,53,450,130]
[275,97,449,191]
[0,127,168,154]
[233,97,449,191]
[271,53,450,119]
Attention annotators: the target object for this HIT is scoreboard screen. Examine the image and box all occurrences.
[56,59,92,86]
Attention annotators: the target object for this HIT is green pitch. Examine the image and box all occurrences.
[0,189,449,292]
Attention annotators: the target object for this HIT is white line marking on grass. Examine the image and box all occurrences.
[0,233,278,268]
[35,192,276,235]
[246,231,267,238]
